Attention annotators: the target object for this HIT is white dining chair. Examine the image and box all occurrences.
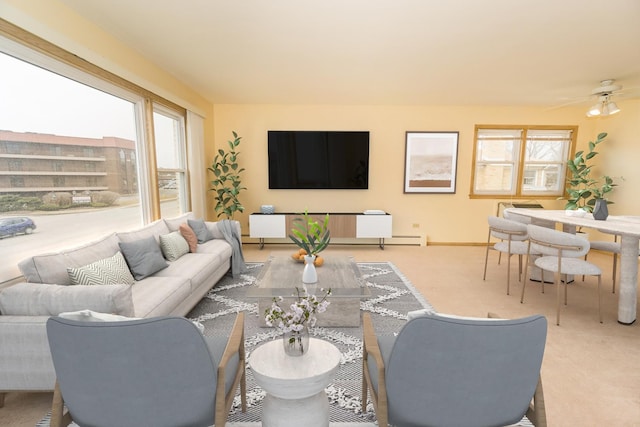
[523,225,602,326]
[484,216,534,296]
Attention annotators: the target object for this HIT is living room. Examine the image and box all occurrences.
[1,1,639,426]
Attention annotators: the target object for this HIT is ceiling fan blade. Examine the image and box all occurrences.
[546,96,592,110]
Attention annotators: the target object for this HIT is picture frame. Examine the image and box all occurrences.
[404,131,459,193]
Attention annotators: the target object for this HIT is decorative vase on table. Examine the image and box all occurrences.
[283,325,310,356]
[592,199,609,221]
[302,255,318,284]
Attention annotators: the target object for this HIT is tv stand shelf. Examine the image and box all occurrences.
[249,212,392,250]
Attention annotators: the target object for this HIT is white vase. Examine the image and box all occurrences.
[302,255,318,284]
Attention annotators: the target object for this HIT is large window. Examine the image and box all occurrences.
[0,29,189,283]
[154,106,188,218]
[471,125,576,198]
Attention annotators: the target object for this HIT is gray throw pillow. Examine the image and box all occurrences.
[118,236,168,280]
[187,219,214,244]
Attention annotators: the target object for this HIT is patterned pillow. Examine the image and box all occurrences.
[179,223,198,253]
[159,231,190,261]
[67,251,135,286]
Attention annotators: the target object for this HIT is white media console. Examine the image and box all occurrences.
[249,212,392,249]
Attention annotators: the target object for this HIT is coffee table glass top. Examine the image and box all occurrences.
[246,255,371,298]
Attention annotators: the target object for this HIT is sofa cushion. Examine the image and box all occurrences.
[67,251,135,286]
[187,219,214,243]
[130,276,191,317]
[0,283,135,316]
[119,236,168,281]
[116,219,170,244]
[159,231,190,262]
[18,233,121,285]
[164,212,196,232]
[179,223,198,253]
[154,252,220,293]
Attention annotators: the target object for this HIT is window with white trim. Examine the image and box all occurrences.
[471,126,576,197]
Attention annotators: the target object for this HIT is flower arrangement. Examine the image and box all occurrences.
[264,287,332,333]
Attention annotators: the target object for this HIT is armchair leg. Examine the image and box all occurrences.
[51,382,72,427]
[526,377,547,427]
[0,392,5,408]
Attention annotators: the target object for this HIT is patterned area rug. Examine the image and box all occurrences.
[188,261,433,425]
[37,261,533,426]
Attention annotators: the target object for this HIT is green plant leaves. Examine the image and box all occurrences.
[209,131,245,219]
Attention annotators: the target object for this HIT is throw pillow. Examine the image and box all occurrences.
[118,236,168,281]
[187,218,214,244]
[159,231,190,261]
[179,223,198,253]
[67,251,135,286]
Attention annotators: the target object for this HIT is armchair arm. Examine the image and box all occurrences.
[526,376,547,427]
[215,312,247,426]
[362,313,388,427]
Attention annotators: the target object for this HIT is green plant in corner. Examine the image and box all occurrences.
[564,132,617,212]
[208,131,246,219]
[289,210,331,256]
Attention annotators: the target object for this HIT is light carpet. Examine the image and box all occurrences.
[37,261,533,427]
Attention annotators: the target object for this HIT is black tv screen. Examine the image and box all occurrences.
[268,131,369,189]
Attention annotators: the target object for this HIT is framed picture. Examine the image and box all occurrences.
[404,131,459,193]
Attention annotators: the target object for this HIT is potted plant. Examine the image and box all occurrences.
[208,131,246,219]
[564,132,617,216]
[289,210,330,256]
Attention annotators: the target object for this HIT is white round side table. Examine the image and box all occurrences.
[249,337,342,427]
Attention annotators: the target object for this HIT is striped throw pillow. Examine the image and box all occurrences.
[67,251,135,286]
[159,231,190,261]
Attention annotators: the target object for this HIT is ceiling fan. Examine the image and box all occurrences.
[549,79,628,115]
[585,79,622,117]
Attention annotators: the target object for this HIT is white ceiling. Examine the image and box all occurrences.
[58,0,640,107]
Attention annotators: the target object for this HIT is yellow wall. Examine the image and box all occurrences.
[211,104,629,243]
[3,0,637,244]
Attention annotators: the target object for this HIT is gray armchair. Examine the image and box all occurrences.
[46,313,246,427]
[362,312,547,427]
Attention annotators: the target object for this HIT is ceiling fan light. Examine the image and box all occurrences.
[586,104,602,117]
[603,101,620,115]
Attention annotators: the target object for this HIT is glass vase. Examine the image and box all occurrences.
[282,325,310,357]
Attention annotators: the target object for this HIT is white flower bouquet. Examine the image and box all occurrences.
[264,287,332,333]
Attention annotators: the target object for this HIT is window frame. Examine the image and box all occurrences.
[0,18,189,221]
[470,125,578,199]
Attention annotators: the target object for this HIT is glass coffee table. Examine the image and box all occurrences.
[247,255,371,327]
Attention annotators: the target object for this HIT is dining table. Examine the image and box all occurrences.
[505,208,640,324]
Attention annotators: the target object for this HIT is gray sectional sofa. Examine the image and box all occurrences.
[0,212,243,405]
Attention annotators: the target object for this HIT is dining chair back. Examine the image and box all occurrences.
[523,225,602,325]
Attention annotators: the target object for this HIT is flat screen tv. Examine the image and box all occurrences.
[268,131,369,189]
